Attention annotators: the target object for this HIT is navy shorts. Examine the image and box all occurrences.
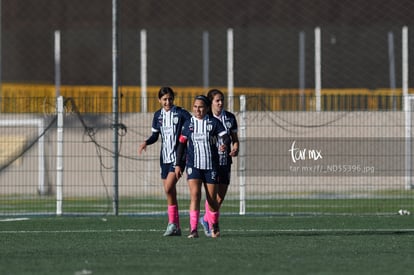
[217,165,231,185]
[160,162,184,180]
[186,165,218,184]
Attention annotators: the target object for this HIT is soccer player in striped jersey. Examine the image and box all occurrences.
[138,87,191,237]
[200,89,239,237]
[175,95,231,238]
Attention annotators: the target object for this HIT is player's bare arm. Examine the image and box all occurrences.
[138,142,147,155]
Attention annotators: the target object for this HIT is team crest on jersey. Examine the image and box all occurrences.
[173,116,179,124]
[207,124,213,131]
[158,114,163,125]
[226,121,232,128]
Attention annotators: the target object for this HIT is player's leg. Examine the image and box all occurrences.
[162,164,181,236]
[217,165,231,207]
[200,199,211,237]
[201,165,229,237]
[204,182,220,237]
[217,184,229,206]
[187,167,202,238]
[204,169,220,237]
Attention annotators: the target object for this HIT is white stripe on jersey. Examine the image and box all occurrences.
[214,111,229,165]
[160,109,176,163]
[192,117,213,169]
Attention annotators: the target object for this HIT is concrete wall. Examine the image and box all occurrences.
[0,111,410,198]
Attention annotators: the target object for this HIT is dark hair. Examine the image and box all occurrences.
[207,89,224,102]
[158,86,175,99]
[194,95,211,107]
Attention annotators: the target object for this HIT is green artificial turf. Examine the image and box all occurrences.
[0,215,413,274]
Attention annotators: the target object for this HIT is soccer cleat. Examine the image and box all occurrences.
[211,223,220,238]
[187,230,199,239]
[163,223,182,237]
[199,216,211,237]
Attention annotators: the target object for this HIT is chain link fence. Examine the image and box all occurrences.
[1,0,414,216]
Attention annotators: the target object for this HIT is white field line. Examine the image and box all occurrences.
[0,218,30,222]
[1,228,414,234]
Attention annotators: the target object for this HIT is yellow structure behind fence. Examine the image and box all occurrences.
[0,83,411,113]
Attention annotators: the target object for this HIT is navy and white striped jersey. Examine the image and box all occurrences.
[150,106,191,164]
[214,110,238,166]
[180,115,227,169]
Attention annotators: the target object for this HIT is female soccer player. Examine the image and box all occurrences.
[174,95,230,238]
[200,89,239,237]
[138,87,191,236]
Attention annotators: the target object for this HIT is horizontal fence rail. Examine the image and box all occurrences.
[1,84,413,112]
